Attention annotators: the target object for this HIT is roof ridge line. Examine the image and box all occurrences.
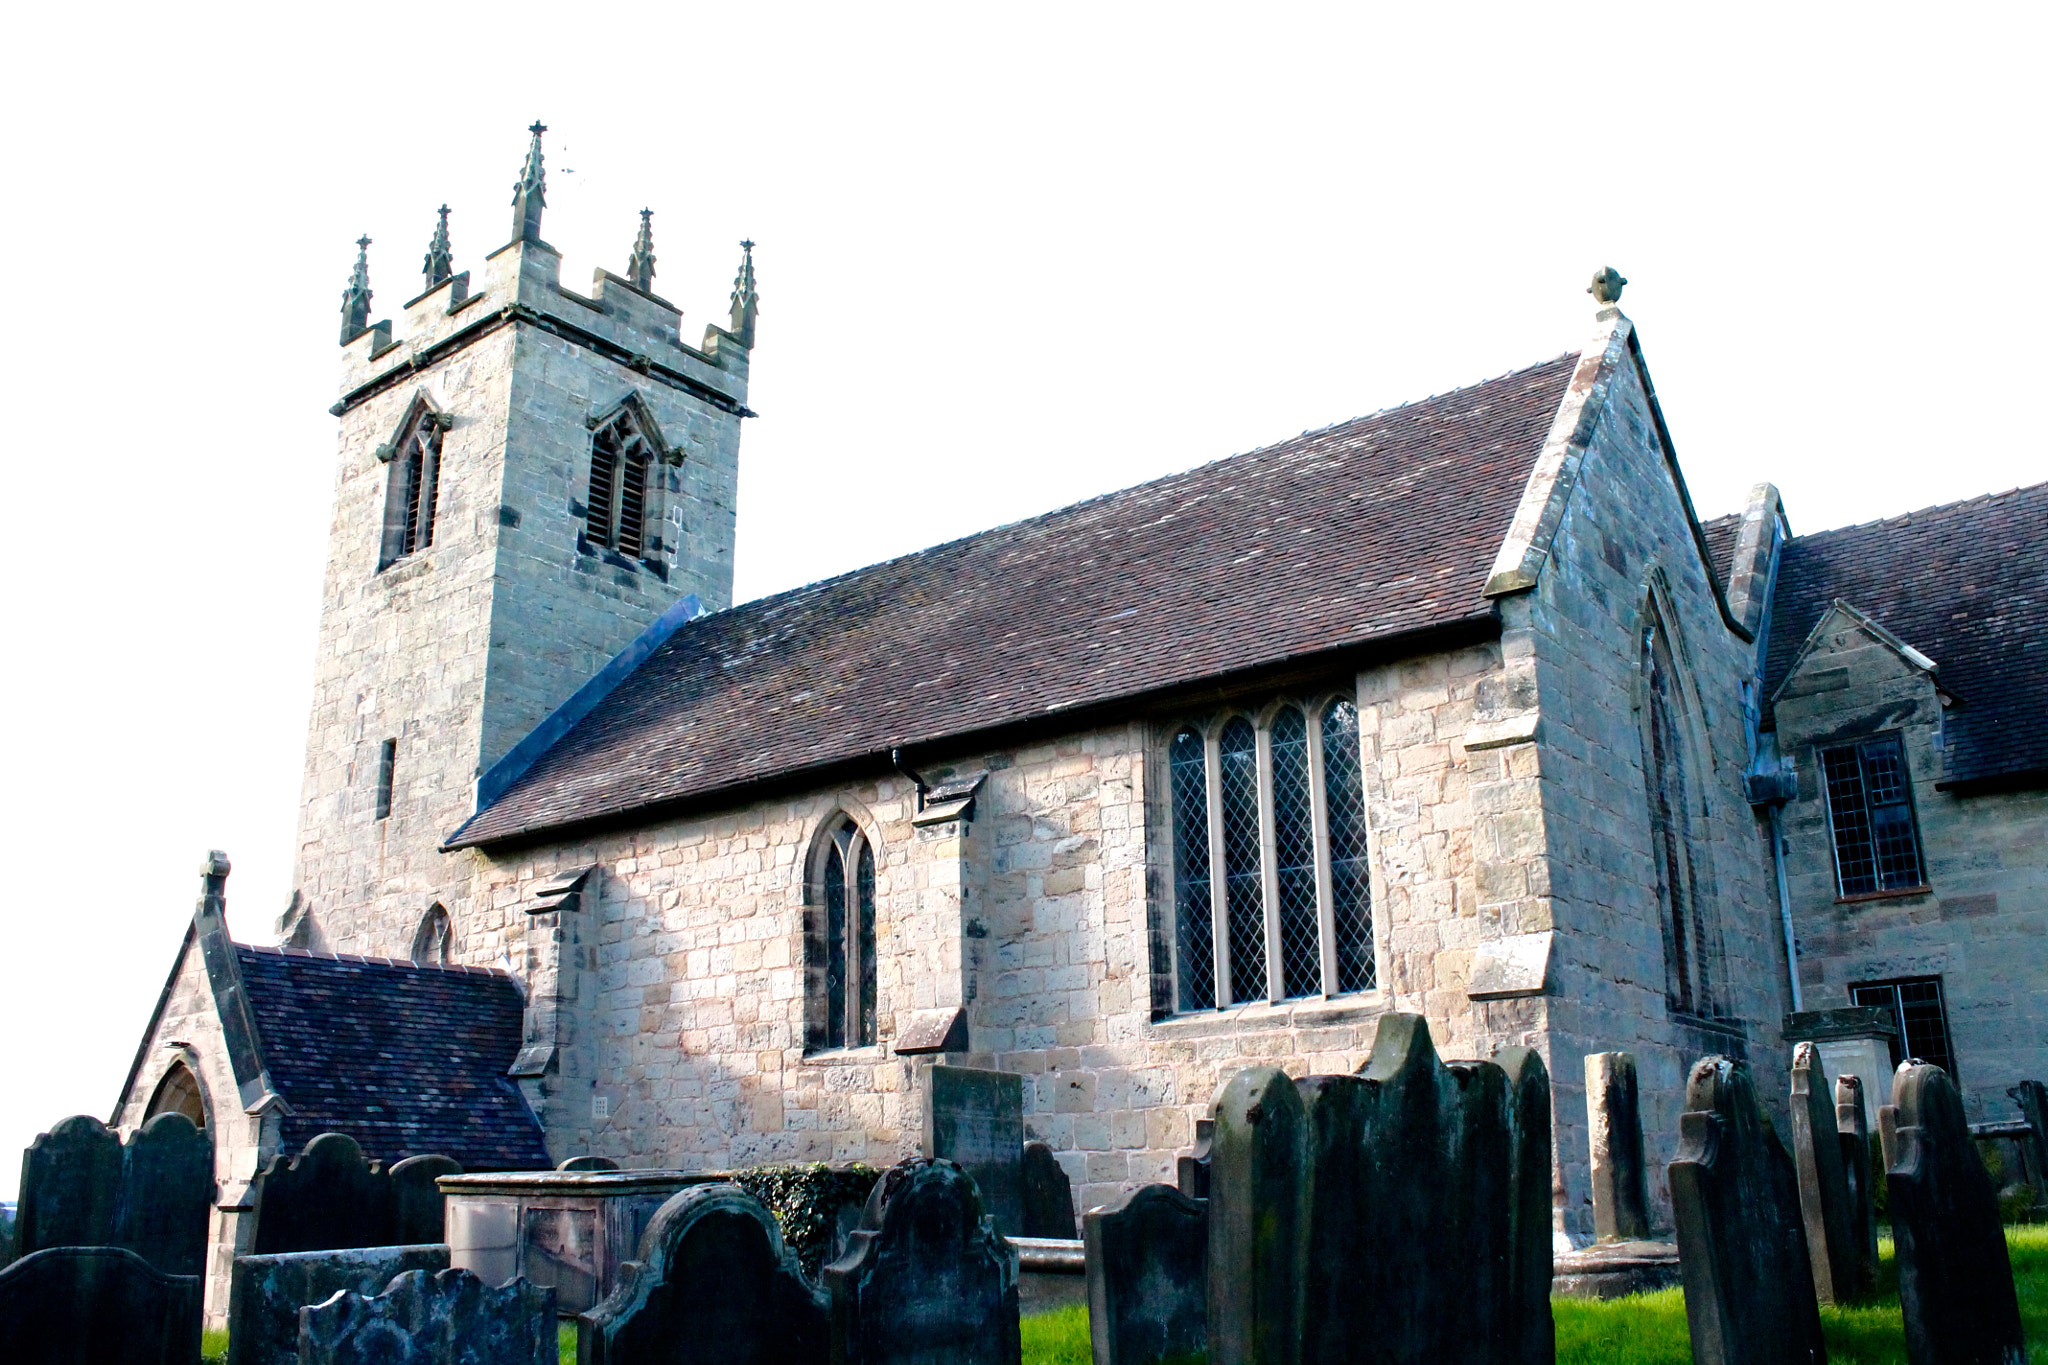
[1791,479,2048,543]
[240,942,511,977]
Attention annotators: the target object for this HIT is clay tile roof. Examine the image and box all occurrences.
[237,945,548,1169]
[449,353,1581,848]
[1698,513,1741,593]
[1761,482,2048,789]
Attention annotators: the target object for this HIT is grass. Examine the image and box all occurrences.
[1017,1226,2048,1365]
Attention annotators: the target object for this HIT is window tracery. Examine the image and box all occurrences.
[807,815,877,1050]
[378,401,449,568]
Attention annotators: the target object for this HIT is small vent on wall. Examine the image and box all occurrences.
[375,739,397,820]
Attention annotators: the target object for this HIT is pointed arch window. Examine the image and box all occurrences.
[1165,693,1377,1012]
[807,816,877,1051]
[1640,606,1722,1016]
[410,903,453,966]
[145,1061,207,1130]
[586,400,670,563]
[378,401,449,569]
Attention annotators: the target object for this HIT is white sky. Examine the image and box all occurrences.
[0,3,2040,1194]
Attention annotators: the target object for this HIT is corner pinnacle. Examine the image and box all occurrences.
[423,205,454,289]
[511,121,548,244]
[627,208,656,292]
[728,238,758,347]
[340,236,373,345]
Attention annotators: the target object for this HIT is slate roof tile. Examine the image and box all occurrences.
[1699,512,1740,593]
[451,353,1581,847]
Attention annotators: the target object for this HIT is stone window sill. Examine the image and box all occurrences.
[1836,885,1932,905]
[800,1046,888,1067]
[1150,992,1385,1038]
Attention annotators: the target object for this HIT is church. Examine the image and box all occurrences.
[110,127,2048,1321]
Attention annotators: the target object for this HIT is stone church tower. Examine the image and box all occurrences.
[286,124,757,958]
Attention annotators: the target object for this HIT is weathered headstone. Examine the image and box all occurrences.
[2011,1079,2048,1208]
[1584,1051,1650,1241]
[1207,1066,1303,1365]
[252,1132,393,1254]
[391,1154,463,1246]
[824,1157,1020,1365]
[15,1114,124,1255]
[299,1267,556,1365]
[1083,1184,1207,1365]
[1886,1062,2026,1365]
[1176,1118,1211,1201]
[1495,1045,1557,1365]
[581,1182,825,1365]
[557,1156,621,1172]
[117,1112,215,1279]
[1668,1056,1826,1365]
[1789,1041,1863,1302]
[921,1066,1025,1237]
[1836,1073,1880,1293]
[227,1243,451,1365]
[1294,1074,1363,1365]
[1019,1142,1076,1239]
[0,1244,202,1365]
[1878,1101,1901,1173]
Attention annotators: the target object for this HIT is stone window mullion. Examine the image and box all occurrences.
[1204,730,1233,1007]
[1306,710,1339,997]
[1255,721,1283,1003]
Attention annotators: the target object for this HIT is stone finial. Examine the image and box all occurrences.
[1588,265,1628,305]
[728,238,758,346]
[339,237,373,344]
[422,205,453,290]
[626,208,656,292]
[198,850,231,917]
[510,121,548,244]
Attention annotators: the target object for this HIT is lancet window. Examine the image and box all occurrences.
[588,406,656,559]
[379,403,447,568]
[806,815,878,1051]
[1639,607,1722,1016]
[1166,696,1377,1012]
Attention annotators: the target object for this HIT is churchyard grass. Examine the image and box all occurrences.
[200,1326,227,1362]
[1011,1226,2048,1365]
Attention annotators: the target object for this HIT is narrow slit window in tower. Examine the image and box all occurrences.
[375,738,397,820]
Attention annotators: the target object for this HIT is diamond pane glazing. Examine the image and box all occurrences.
[1322,700,1375,992]
[1169,727,1216,1011]
[1219,718,1266,1003]
[857,839,877,1045]
[823,841,847,1047]
[1271,708,1320,998]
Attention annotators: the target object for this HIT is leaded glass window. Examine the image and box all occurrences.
[1165,693,1376,1010]
[808,816,878,1051]
[1822,736,1926,896]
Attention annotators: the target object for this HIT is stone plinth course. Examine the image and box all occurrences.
[1584,1052,1651,1242]
[14,1112,212,1278]
[1886,1062,2027,1365]
[578,1182,825,1365]
[228,1243,451,1365]
[0,1244,202,1365]
[1019,1141,1076,1239]
[1083,1183,1207,1365]
[1668,1056,1826,1365]
[1835,1073,1880,1294]
[298,1266,555,1365]
[921,1066,1025,1239]
[823,1156,1021,1365]
[1790,1042,1864,1303]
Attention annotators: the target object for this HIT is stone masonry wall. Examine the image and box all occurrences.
[1773,612,2048,1119]
[1504,330,1790,1239]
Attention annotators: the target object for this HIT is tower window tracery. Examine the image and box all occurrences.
[379,403,446,568]
[588,407,656,560]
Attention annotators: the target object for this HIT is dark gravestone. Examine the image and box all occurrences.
[921,1066,1025,1238]
[579,1182,826,1365]
[0,1244,202,1365]
[824,1157,1020,1365]
[1294,1075,1364,1365]
[1790,1041,1863,1302]
[391,1155,464,1246]
[253,1132,394,1253]
[1836,1074,1881,1293]
[1175,1118,1212,1201]
[228,1243,452,1365]
[299,1267,556,1365]
[1668,1056,1826,1365]
[1887,1062,2026,1365]
[1495,1045,1557,1365]
[117,1112,215,1279]
[1207,1066,1303,1365]
[1019,1142,1076,1239]
[15,1114,124,1255]
[1584,1051,1651,1241]
[558,1156,621,1172]
[1083,1184,1207,1365]
[2012,1080,2048,1208]
[1878,1102,1901,1173]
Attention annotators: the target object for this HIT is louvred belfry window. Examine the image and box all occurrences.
[588,408,654,558]
[1167,693,1377,1012]
[379,404,446,569]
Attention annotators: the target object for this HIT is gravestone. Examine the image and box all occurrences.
[1584,1051,1650,1241]
[299,1267,556,1365]
[921,1066,1024,1237]
[1886,1062,2026,1365]
[1019,1142,1076,1239]
[823,1157,1020,1365]
[1207,1066,1304,1365]
[2011,1080,2048,1208]
[15,1114,124,1255]
[558,1156,621,1172]
[1176,1119,1211,1201]
[1835,1073,1881,1293]
[1878,1102,1901,1172]
[1294,1074,1363,1365]
[227,1243,451,1365]
[1083,1184,1207,1365]
[580,1182,826,1365]
[0,1244,202,1365]
[1789,1041,1862,1302]
[391,1155,464,1246]
[1495,1045,1557,1365]
[116,1112,215,1279]
[1668,1056,1826,1365]
[253,1132,393,1253]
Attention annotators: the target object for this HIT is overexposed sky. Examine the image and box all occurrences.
[0,3,2040,1191]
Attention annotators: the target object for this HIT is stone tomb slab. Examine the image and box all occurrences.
[921,1066,1025,1238]
[0,1244,202,1365]
[227,1242,451,1365]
